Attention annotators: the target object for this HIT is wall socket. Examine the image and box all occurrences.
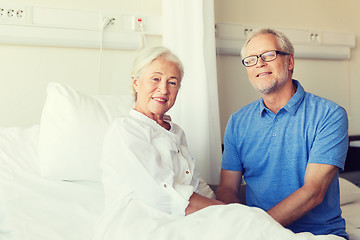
[101,13,122,31]
[122,15,146,32]
[134,16,145,31]
[0,5,27,24]
[309,32,321,44]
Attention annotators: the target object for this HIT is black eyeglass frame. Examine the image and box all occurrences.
[242,50,289,67]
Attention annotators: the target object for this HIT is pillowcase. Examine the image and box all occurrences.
[38,82,134,181]
[339,177,360,205]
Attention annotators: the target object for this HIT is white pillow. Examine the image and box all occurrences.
[339,177,360,205]
[38,82,134,181]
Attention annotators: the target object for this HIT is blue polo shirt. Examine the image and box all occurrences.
[222,80,348,238]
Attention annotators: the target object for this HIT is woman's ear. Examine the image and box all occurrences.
[132,77,139,91]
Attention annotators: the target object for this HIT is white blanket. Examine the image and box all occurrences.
[93,193,344,240]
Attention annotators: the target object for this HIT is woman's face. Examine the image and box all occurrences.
[133,57,181,120]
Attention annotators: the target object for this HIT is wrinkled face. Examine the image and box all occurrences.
[244,33,294,94]
[133,57,181,120]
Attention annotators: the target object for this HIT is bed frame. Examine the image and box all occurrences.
[344,135,360,172]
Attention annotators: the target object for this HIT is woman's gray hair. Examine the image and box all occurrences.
[130,46,184,98]
[240,28,294,58]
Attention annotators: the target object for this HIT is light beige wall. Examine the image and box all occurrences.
[0,0,161,128]
[2,0,360,137]
[215,0,360,139]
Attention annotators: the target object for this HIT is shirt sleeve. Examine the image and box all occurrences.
[221,115,243,171]
[308,106,349,170]
[101,117,191,216]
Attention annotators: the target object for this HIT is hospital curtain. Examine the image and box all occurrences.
[162,0,222,185]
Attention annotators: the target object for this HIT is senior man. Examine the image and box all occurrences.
[216,28,349,239]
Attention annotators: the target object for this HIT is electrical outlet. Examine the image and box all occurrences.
[122,15,146,32]
[0,5,27,24]
[7,9,15,17]
[16,9,24,18]
[309,32,321,44]
[101,13,121,31]
[134,16,145,31]
[109,17,115,25]
[244,28,253,37]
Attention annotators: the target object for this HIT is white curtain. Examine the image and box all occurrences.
[162,0,222,185]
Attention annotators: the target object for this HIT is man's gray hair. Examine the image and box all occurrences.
[240,28,294,58]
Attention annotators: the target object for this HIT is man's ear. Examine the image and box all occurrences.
[288,54,295,71]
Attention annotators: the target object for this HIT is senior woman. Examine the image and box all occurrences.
[100,46,223,217]
[93,47,344,240]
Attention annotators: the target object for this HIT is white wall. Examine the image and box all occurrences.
[215,0,360,139]
[2,0,360,139]
[0,0,162,128]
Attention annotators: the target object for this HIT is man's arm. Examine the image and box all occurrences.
[215,169,243,204]
[267,163,338,226]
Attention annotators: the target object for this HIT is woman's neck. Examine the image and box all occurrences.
[133,108,170,130]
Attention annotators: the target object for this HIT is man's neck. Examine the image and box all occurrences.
[262,80,296,114]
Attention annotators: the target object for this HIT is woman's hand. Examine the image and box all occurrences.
[185,192,225,216]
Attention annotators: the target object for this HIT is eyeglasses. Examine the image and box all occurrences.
[242,50,289,67]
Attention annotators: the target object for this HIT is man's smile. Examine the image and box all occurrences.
[257,72,272,77]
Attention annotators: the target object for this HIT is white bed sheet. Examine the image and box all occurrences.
[5,173,104,240]
[0,126,104,240]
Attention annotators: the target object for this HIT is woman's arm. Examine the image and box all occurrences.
[185,192,225,215]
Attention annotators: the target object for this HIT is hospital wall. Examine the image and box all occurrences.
[1,0,359,140]
[0,0,162,128]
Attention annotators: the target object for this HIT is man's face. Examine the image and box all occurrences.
[244,33,294,94]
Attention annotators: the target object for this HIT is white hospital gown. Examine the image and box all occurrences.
[101,109,200,216]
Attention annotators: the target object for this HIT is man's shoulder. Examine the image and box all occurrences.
[303,91,346,114]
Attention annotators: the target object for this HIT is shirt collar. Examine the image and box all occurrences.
[129,109,174,132]
[283,80,305,115]
[259,79,305,116]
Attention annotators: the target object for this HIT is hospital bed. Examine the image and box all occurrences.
[341,135,360,240]
[1,82,359,240]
